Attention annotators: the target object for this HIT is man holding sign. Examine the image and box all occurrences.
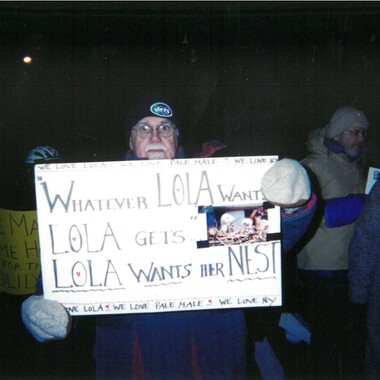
[22,100,316,379]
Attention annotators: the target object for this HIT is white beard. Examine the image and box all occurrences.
[147,151,166,159]
[145,143,168,159]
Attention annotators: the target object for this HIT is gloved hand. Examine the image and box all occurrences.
[21,295,71,343]
[261,158,311,208]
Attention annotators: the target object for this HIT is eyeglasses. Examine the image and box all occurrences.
[345,129,368,138]
[132,124,177,138]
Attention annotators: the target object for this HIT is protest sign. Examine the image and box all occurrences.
[35,156,282,315]
[0,208,40,295]
[365,167,380,194]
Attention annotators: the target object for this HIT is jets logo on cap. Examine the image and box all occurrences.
[150,102,173,118]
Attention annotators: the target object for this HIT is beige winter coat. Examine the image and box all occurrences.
[298,125,366,271]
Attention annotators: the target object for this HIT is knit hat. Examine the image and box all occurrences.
[327,106,369,138]
[261,158,311,208]
[124,99,179,139]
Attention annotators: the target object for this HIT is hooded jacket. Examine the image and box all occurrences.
[298,125,366,271]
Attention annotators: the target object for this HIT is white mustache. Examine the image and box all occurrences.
[145,143,168,152]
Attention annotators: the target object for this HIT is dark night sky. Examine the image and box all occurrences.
[1,1,380,169]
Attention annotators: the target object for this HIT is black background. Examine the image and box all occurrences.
[1,1,380,167]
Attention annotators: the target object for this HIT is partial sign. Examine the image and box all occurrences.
[365,167,380,194]
[0,209,40,295]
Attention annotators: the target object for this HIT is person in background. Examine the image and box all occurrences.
[21,100,316,379]
[1,145,62,211]
[349,179,380,379]
[297,106,370,378]
[23,146,62,209]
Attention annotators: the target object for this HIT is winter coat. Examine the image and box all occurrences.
[298,125,366,271]
[349,179,380,378]
[349,179,380,306]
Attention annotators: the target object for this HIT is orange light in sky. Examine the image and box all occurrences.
[23,56,32,64]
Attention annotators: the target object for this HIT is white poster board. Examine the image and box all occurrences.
[35,156,282,316]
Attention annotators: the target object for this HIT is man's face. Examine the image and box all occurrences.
[129,116,178,159]
[335,122,368,158]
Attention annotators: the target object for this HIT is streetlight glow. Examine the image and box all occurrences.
[23,56,33,64]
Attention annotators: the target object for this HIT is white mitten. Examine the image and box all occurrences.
[21,295,71,343]
[261,158,311,208]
